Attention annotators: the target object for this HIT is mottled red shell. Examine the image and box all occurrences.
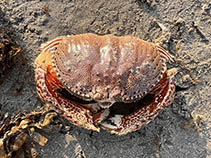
[42,34,172,104]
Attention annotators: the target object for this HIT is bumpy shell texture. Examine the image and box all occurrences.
[50,34,167,103]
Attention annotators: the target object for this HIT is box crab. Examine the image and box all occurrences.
[35,33,177,135]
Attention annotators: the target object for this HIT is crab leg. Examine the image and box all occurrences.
[35,65,102,132]
[40,36,64,52]
[156,45,175,62]
[101,68,177,135]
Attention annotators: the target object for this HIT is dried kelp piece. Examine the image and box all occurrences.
[0,104,59,158]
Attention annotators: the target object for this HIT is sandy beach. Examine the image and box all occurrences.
[0,0,210,157]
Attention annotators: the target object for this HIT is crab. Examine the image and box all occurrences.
[34,33,177,135]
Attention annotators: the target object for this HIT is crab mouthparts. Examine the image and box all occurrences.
[57,87,155,123]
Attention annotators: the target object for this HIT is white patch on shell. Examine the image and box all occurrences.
[76,82,81,87]
[124,42,136,48]
[76,44,81,51]
[68,44,71,54]
[71,42,90,63]
[135,66,141,74]
[81,42,90,57]
[64,60,72,67]
[100,46,112,67]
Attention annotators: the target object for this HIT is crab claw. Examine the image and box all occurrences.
[101,69,176,135]
[93,109,110,123]
[101,115,124,132]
